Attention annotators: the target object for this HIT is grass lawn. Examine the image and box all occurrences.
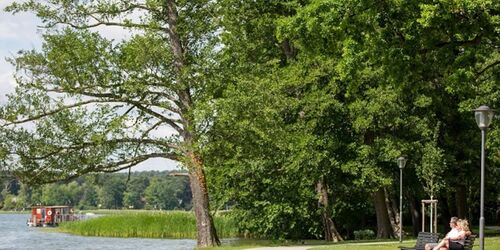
[308,236,500,249]
[202,236,500,250]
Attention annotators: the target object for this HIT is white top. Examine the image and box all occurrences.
[448,228,466,245]
[447,228,460,238]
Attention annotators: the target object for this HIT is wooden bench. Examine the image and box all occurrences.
[398,232,440,250]
[462,234,476,250]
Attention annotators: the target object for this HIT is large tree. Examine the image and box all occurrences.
[0,0,220,246]
[203,0,353,241]
[209,0,499,239]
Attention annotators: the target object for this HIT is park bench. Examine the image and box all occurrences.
[462,234,476,250]
[398,232,439,250]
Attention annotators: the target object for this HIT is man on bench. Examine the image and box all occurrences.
[425,217,459,250]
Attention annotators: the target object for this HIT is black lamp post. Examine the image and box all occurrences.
[474,105,494,250]
[397,156,407,243]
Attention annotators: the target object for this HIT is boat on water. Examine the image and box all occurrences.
[27,205,79,227]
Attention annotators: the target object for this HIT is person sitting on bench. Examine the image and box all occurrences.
[425,217,459,250]
[427,219,471,250]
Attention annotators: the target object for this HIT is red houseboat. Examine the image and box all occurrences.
[28,206,78,227]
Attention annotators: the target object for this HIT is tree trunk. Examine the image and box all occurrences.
[373,188,395,238]
[188,152,220,247]
[164,0,220,247]
[409,195,420,236]
[385,188,400,238]
[316,179,343,242]
[455,185,467,219]
[441,195,451,234]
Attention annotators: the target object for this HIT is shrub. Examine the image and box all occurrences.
[353,229,375,240]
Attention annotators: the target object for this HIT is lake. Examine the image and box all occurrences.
[0,214,197,250]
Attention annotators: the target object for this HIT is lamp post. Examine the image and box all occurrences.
[474,105,494,250]
[397,156,407,243]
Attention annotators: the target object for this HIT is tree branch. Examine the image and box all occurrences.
[1,99,111,127]
[98,152,178,172]
[14,138,178,161]
[420,35,483,54]
[48,20,164,32]
[38,86,185,134]
[36,2,165,32]
[141,120,164,138]
[132,103,184,134]
[477,60,500,76]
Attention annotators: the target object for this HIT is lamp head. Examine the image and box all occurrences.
[474,105,494,129]
[397,156,407,169]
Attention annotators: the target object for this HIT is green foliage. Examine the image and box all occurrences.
[206,0,500,240]
[1,193,16,210]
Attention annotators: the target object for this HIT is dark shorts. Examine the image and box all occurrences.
[449,240,464,250]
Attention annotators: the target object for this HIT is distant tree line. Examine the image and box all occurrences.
[0,171,192,211]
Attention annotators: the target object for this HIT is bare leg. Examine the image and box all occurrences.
[432,239,446,250]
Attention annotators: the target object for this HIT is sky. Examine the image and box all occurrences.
[0,1,180,172]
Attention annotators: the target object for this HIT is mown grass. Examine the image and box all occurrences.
[201,236,500,250]
[58,211,240,239]
[307,236,500,250]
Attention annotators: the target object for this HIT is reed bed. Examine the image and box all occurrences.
[58,211,240,239]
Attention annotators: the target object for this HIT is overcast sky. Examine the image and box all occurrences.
[0,1,180,172]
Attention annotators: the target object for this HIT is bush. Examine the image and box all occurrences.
[353,229,375,240]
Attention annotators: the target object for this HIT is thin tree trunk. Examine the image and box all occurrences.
[373,188,395,238]
[316,179,343,242]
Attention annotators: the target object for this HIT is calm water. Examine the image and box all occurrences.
[0,214,196,250]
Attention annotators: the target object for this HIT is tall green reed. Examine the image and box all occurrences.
[59,211,240,239]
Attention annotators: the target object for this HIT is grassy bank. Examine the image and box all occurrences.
[58,211,239,239]
[0,210,30,214]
